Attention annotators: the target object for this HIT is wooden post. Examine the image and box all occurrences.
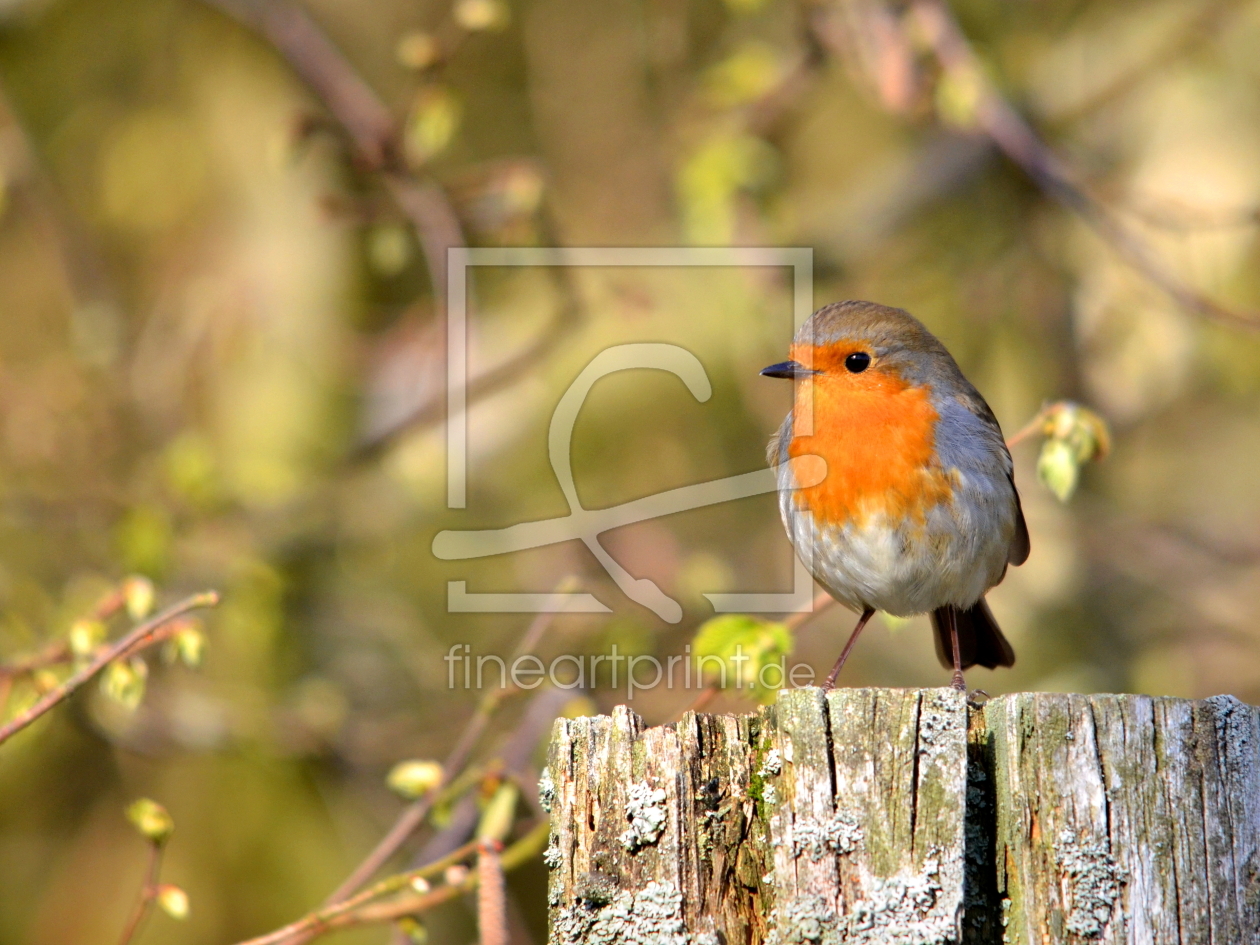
[542,688,1260,944]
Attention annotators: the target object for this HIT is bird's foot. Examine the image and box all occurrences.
[950,671,967,692]
[967,688,990,709]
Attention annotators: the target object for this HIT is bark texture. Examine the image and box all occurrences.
[542,688,1260,944]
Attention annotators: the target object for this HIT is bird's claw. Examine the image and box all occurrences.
[967,688,990,709]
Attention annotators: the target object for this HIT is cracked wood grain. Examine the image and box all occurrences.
[986,692,1260,945]
[544,689,1259,944]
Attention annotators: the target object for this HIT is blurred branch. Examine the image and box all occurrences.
[0,584,133,716]
[201,0,585,457]
[1046,0,1248,126]
[0,591,220,747]
[477,841,508,945]
[233,822,549,945]
[116,841,164,945]
[319,587,571,906]
[234,837,480,945]
[0,641,70,684]
[906,0,1260,332]
[202,0,458,290]
[811,0,1260,331]
[413,685,571,864]
[342,822,549,930]
[0,79,122,330]
[352,252,584,460]
[1117,196,1260,233]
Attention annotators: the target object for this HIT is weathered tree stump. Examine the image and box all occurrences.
[542,688,1260,944]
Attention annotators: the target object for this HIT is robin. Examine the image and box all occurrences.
[762,301,1029,690]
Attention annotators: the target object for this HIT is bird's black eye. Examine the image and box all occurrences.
[845,352,871,373]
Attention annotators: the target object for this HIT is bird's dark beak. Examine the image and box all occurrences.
[760,360,815,379]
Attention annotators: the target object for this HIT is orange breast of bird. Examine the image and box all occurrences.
[785,345,956,530]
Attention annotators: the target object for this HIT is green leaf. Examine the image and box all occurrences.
[1044,401,1111,464]
[1032,401,1111,501]
[1037,438,1080,502]
[68,618,107,659]
[934,66,983,129]
[405,87,461,166]
[692,614,792,704]
[387,760,444,799]
[704,42,783,108]
[102,657,148,711]
[163,625,206,668]
[126,798,174,844]
[476,782,519,843]
[156,884,189,920]
[397,918,429,944]
[123,575,156,620]
[677,133,778,243]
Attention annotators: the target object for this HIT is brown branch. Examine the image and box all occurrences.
[233,839,481,945]
[311,822,549,939]
[233,822,550,945]
[477,842,508,945]
[1005,407,1052,450]
[200,0,585,456]
[785,589,836,633]
[901,0,1260,332]
[811,0,1260,331]
[0,641,70,681]
[202,0,462,294]
[116,842,164,945]
[204,0,396,167]
[1046,0,1248,126]
[0,592,220,747]
[0,583,137,685]
[320,583,572,905]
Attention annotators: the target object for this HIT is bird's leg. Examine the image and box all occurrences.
[824,607,876,690]
[947,606,966,692]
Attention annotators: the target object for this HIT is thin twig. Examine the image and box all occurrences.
[116,842,164,945]
[311,822,549,938]
[234,823,549,945]
[1005,407,1052,449]
[0,641,70,680]
[785,590,836,633]
[0,592,220,747]
[200,0,584,456]
[0,584,132,682]
[1046,0,1247,126]
[903,0,1260,332]
[321,582,573,904]
[233,839,481,945]
[477,841,508,945]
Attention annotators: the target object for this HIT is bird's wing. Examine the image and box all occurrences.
[1007,473,1030,565]
[952,388,1030,567]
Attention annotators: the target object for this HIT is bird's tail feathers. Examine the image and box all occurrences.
[930,599,1016,671]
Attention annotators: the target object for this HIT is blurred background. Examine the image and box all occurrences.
[1,0,1260,940]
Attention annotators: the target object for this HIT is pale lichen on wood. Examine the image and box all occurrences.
[545,689,1259,944]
